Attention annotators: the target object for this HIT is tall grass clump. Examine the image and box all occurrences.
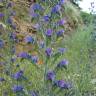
[60,21,95,95]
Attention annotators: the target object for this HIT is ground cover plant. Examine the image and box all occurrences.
[0,0,96,96]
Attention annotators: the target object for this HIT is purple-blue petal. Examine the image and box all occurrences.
[45,29,53,37]
[24,36,34,44]
[43,15,50,22]
[12,85,23,92]
[31,55,39,64]
[57,19,65,26]
[56,30,64,37]
[57,59,68,68]
[0,77,5,82]
[0,13,4,18]
[47,71,55,81]
[51,5,61,13]
[54,80,71,89]
[17,52,29,59]
[58,48,66,54]
[12,70,23,80]
[45,48,52,57]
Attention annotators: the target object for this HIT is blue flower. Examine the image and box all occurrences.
[45,29,53,37]
[24,36,34,44]
[46,71,55,81]
[57,59,68,69]
[12,70,23,80]
[0,13,4,18]
[17,52,29,59]
[56,30,64,37]
[59,0,65,5]
[63,82,72,89]
[58,48,66,54]
[32,3,43,11]
[51,5,61,13]
[54,80,65,88]
[0,78,5,82]
[57,19,65,26]
[0,39,4,48]
[29,4,40,18]
[12,85,23,93]
[45,48,52,57]
[29,3,43,16]
[31,55,38,64]
[54,80,71,89]
[43,15,50,22]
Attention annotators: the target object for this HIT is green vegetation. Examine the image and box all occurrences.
[0,0,96,96]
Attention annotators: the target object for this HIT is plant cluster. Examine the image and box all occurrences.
[0,0,73,96]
